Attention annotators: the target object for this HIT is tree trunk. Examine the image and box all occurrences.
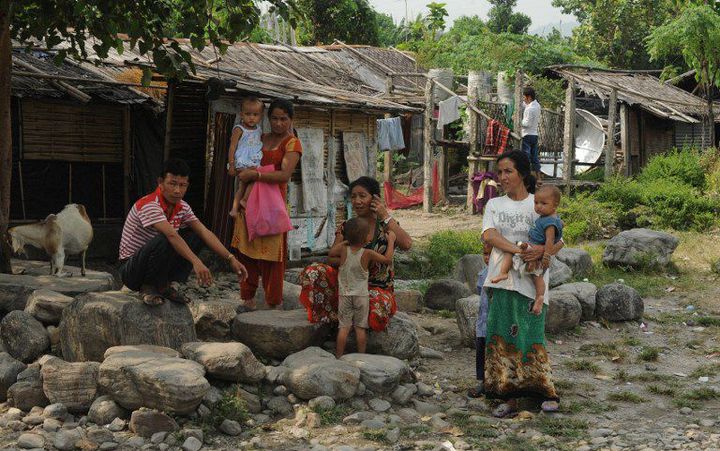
[708,83,716,148]
[0,0,13,273]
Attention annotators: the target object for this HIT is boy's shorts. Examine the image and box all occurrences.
[338,295,369,329]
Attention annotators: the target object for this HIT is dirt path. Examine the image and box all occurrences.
[391,206,482,242]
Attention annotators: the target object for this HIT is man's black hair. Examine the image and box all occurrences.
[523,86,536,100]
[161,158,191,178]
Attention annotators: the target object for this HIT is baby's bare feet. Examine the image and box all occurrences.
[491,273,509,283]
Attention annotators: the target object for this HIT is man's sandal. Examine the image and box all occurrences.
[142,293,165,306]
[541,401,559,412]
[160,287,190,304]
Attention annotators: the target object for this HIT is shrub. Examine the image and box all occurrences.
[634,179,719,230]
[637,148,706,190]
[558,194,618,243]
[425,229,484,276]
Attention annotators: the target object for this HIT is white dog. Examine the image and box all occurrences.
[9,204,93,277]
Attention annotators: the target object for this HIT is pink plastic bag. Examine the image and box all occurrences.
[245,165,294,241]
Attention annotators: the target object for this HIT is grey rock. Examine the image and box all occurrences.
[7,419,28,431]
[17,433,44,449]
[125,436,145,447]
[424,279,472,310]
[284,268,303,285]
[360,419,385,430]
[219,419,242,436]
[391,384,417,405]
[88,395,128,426]
[596,283,644,322]
[0,352,26,401]
[24,289,74,325]
[202,386,222,408]
[267,396,294,417]
[190,299,241,341]
[545,291,582,334]
[16,364,40,382]
[98,347,209,415]
[281,347,359,400]
[54,428,83,450]
[128,409,179,438]
[368,398,391,412]
[340,353,413,393]
[181,342,265,383]
[22,414,44,425]
[43,402,68,420]
[430,414,450,430]
[86,426,114,444]
[455,295,480,348]
[412,399,441,415]
[273,385,288,396]
[590,428,613,438]
[107,418,126,432]
[99,442,118,451]
[395,289,423,313]
[419,346,444,360]
[253,281,302,310]
[556,247,593,276]
[367,312,420,360]
[551,282,598,320]
[182,436,203,451]
[265,365,289,385]
[183,428,203,443]
[231,309,332,359]
[151,432,168,444]
[343,411,374,424]
[43,417,62,432]
[680,407,693,415]
[453,254,486,291]
[60,291,196,362]
[41,357,100,413]
[236,388,262,414]
[103,345,181,359]
[549,258,573,288]
[308,396,335,411]
[0,311,50,363]
[415,382,434,397]
[603,228,679,268]
[7,380,49,411]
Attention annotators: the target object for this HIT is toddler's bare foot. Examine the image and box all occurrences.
[491,273,509,283]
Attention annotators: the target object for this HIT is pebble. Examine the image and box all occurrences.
[430,414,450,431]
[416,382,434,397]
[151,432,168,444]
[368,398,391,412]
[680,407,694,415]
[219,419,242,436]
[360,419,385,430]
[55,429,84,450]
[17,433,44,449]
[44,403,69,420]
[108,418,126,432]
[308,396,336,411]
[22,414,44,425]
[700,419,716,427]
[419,346,444,359]
[591,428,614,438]
[273,385,288,396]
[182,436,203,451]
[99,442,118,450]
[184,428,204,443]
[343,412,374,425]
[126,436,145,447]
[43,417,62,432]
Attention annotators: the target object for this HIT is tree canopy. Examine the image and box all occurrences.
[294,0,379,45]
[487,0,531,35]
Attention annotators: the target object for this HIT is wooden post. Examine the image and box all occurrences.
[620,103,631,176]
[122,106,131,211]
[423,78,434,213]
[467,71,481,212]
[562,80,576,191]
[605,88,617,179]
[163,81,175,161]
[385,76,393,96]
[383,113,393,183]
[513,70,524,146]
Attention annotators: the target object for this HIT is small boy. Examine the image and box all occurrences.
[330,217,396,358]
[228,97,264,217]
[468,242,492,398]
[490,185,563,314]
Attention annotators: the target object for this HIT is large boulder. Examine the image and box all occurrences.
[0,285,33,315]
[453,254,486,291]
[455,295,480,348]
[424,279,472,311]
[281,347,359,401]
[181,342,265,383]
[190,300,242,341]
[549,258,573,288]
[98,347,210,415]
[545,291,582,333]
[24,289,74,325]
[0,311,50,363]
[603,228,679,268]
[395,289,422,313]
[367,312,420,360]
[59,291,196,362]
[41,357,99,413]
[7,380,49,411]
[231,309,331,359]
[254,282,302,310]
[551,282,598,320]
[0,353,26,401]
[595,283,644,322]
[128,408,178,438]
[340,354,414,393]
[556,248,593,276]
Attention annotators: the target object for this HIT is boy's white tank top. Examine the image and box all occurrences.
[339,246,369,296]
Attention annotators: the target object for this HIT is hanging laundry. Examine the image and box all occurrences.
[295,127,327,213]
[471,171,499,214]
[437,96,461,129]
[484,119,511,155]
[343,131,369,182]
[376,117,405,151]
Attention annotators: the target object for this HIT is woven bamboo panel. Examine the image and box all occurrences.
[21,99,123,163]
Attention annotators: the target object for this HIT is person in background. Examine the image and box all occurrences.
[468,241,492,398]
[521,87,542,179]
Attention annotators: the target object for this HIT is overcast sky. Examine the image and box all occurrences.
[368,0,577,32]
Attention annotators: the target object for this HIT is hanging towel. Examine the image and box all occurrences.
[484,119,511,155]
[343,131,368,183]
[296,128,327,213]
[437,96,461,129]
[376,117,405,151]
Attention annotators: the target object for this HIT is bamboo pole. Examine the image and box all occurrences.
[562,80,576,192]
[513,70,523,138]
[122,107,131,211]
[11,70,167,89]
[423,78,434,213]
[467,71,481,213]
[13,58,92,103]
[163,82,175,161]
[605,88,618,179]
[620,103,631,176]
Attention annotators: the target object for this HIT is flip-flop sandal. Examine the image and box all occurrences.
[241,299,257,310]
[492,403,517,418]
[541,401,560,412]
[142,293,165,306]
[160,287,190,304]
[467,383,485,398]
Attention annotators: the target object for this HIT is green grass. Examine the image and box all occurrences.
[196,386,250,431]
[638,346,660,362]
[362,430,390,444]
[646,384,677,397]
[622,336,643,347]
[437,309,456,319]
[689,363,720,378]
[607,391,645,403]
[696,316,720,327]
[532,416,589,438]
[626,372,675,383]
[494,436,540,451]
[450,412,499,439]
[312,404,352,425]
[561,399,617,414]
[565,359,601,373]
[679,388,720,401]
[579,341,627,361]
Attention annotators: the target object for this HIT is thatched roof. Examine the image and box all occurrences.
[42,40,423,113]
[10,48,161,108]
[550,65,717,124]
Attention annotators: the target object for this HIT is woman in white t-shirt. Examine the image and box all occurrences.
[481,150,560,417]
